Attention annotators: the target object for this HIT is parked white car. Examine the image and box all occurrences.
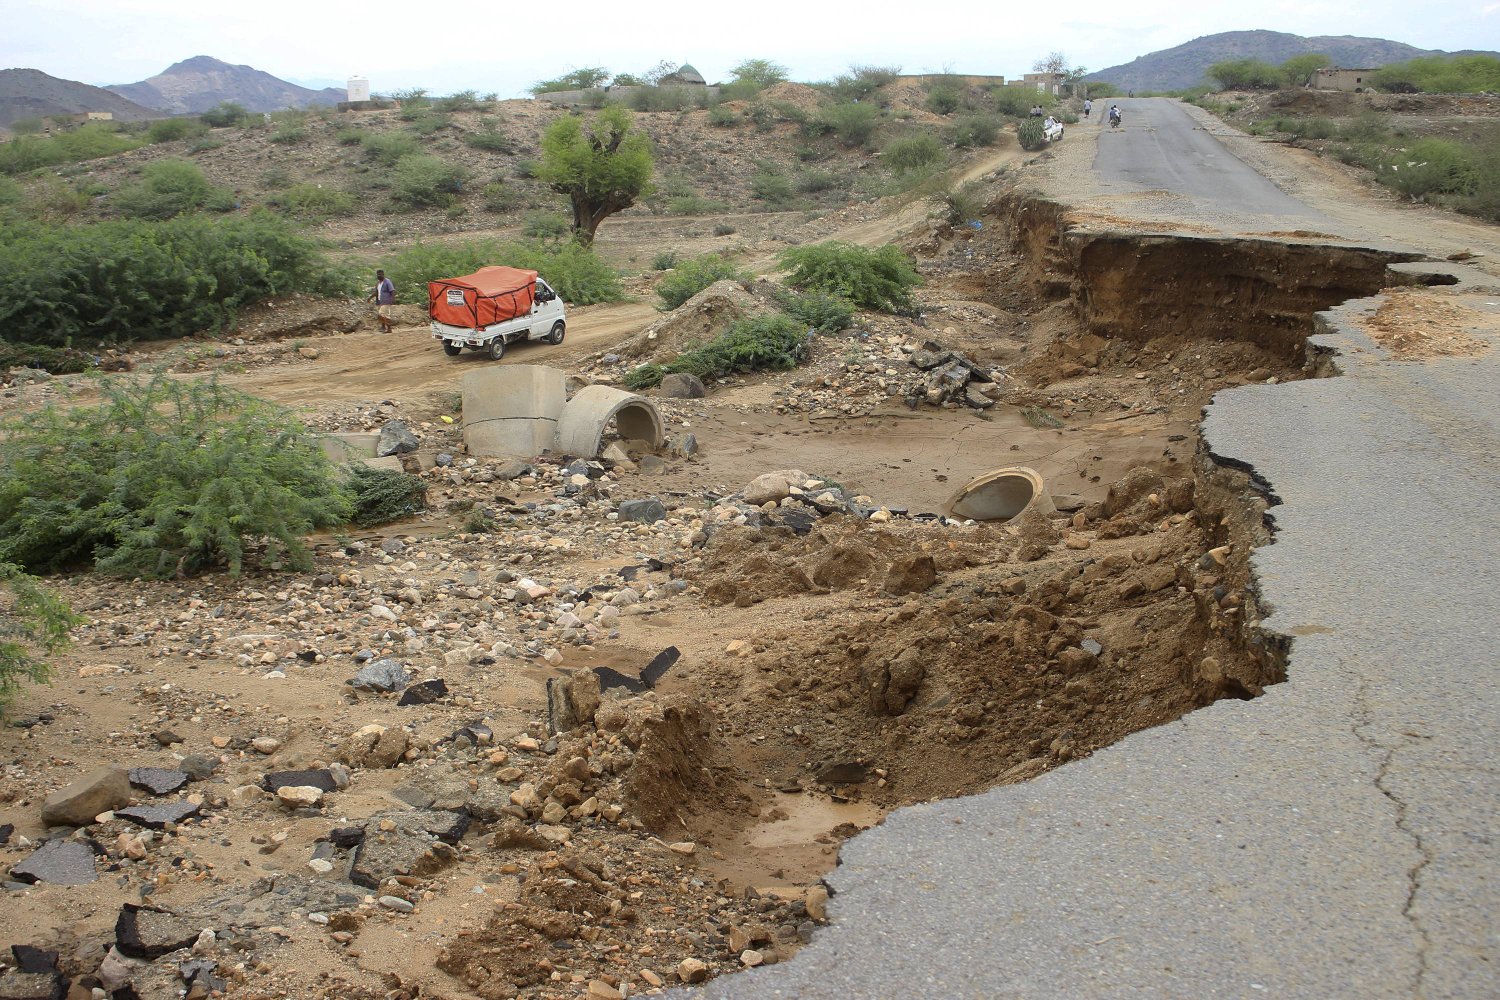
[427,266,566,361]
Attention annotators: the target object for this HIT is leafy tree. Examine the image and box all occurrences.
[200,101,248,127]
[529,68,611,95]
[537,107,654,245]
[10,117,44,135]
[777,241,922,313]
[1032,52,1069,75]
[1281,53,1330,88]
[730,59,789,91]
[0,376,353,578]
[0,563,79,716]
[1207,59,1284,90]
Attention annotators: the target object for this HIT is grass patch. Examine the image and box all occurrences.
[623,314,808,389]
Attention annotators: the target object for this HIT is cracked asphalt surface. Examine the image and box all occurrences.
[675,103,1500,998]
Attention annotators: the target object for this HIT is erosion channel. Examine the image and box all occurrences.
[0,189,1424,1000]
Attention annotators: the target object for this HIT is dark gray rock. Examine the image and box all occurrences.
[128,768,189,796]
[391,786,436,809]
[350,658,408,692]
[348,812,461,889]
[261,770,338,794]
[0,824,12,846]
[397,679,448,706]
[618,498,666,525]
[659,372,706,398]
[178,755,218,781]
[113,904,200,960]
[116,802,201,830]
[327,826,366,849]
[673,433,698,457]
[0,969,65,1000]
[375,421,419,457]
[9,840,98,886]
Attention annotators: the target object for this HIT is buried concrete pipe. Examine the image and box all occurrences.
[461,365,568,459]
[554,385,665,458]
[945,466,1055,522]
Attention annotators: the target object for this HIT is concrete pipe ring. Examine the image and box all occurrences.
[554,385,666,458]
[945,466,1056,522]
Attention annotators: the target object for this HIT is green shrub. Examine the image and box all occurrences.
[942,179,987,225]
[655,254,747,310]
[797,170,842,193]
[481,181,517,213]
[709,105,738,127]
[623,314,808,389]
[777,241,922,313]
[993,89,1051,117]
[9,118,43,135]
[752,167,796,206]
[712,224,736,236]
[200,102,249,128]
[514,158,542,179]
[949,115,1000,148]
[0,340,97,374]
[404,112,449,136]
[269,183,356,219]
[434,90,482,112]
[778,290,854,332]
[530,68,610,95]
[666,194,730,214]
[651,250,679,270]
[1379,138,1478,199]
[269,110,308,144]
[0,376,353,577]
[884,134,945,173]
[1372,55,1500,94]
[384,238,624,306]
[346,465,428,526]
[818,103,880,147]
[148,118,205,143]
[389,154,466,209]
[336,127,365,146]
[926,88,962,115]
[112,158,233,219]
[361,132,421,166]
[829,65,902,102]
[522,210,569,237]
[626,87,697,112]
[395,88,431,117]
[0,564,78,716]
[1017,118,1047,151]
[0,123,141,175]
[24,177,92,220]
[465,127,512,152]
[1207,59,1284,90]
[0,212,350,346]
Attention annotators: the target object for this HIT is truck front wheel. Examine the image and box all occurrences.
[547,321,566,345]
[487,337,506,361]
[442,341,462,357]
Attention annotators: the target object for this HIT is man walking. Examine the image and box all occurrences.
[367,269,396,333]
[1083,98,1092,120]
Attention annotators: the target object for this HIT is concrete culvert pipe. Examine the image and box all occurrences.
[461,365,568,459]
[945,466,1055,522]
[554,385,665,457]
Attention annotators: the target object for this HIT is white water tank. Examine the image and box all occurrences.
[347,76,370,102]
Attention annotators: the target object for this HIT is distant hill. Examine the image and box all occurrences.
[108,56,345,114]
[1087,30,1499,92]
[0,68,159,128]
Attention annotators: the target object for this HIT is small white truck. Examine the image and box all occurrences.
[427,266,566,361]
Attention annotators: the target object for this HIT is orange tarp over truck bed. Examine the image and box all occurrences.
[428,266,537,330]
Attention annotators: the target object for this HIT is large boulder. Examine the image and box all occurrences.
[742,469,808,507]
[41,768,131,827]
[659,373,706,398]
[375,421,420,457]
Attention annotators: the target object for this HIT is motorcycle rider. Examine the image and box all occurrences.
[1108,104,1122,128]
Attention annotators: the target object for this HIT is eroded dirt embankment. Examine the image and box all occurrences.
[1001,194,1417,358]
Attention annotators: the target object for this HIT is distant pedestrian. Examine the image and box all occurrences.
[1083,99,1092,120]
[367,269,395,333]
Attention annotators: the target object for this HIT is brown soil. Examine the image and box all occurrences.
[3,99,1459,999]
[1357,286,1495,359]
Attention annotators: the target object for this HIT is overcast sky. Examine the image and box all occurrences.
[7,0,1495,97]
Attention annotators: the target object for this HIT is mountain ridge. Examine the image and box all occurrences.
[1087,30,1500,92]
[107,56,345,114]
[0,68,160,128]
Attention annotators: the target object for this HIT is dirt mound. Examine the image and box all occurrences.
[758,82,824,115]
[690,519,998,606]
[617,279,770,362]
